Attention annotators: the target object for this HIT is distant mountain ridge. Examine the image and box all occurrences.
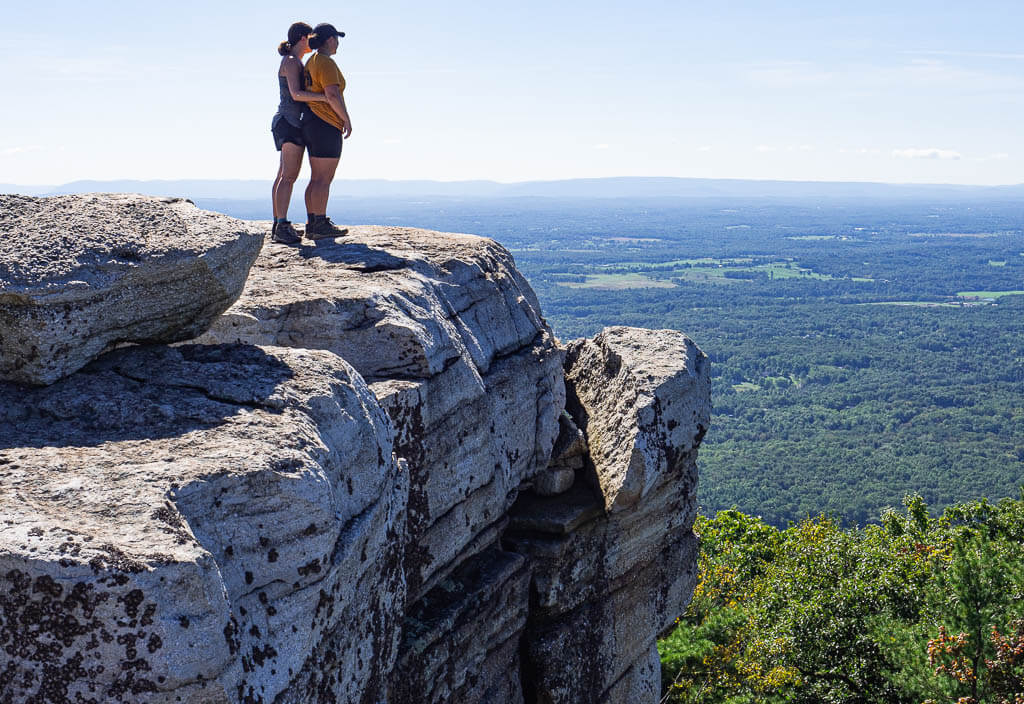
[3,177,1023,201]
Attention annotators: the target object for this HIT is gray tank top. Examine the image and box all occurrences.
[275,74,303,128]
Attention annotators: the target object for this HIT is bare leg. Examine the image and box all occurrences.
[272,164,282,220]
[272,143,305,221]
[305,156,340,216]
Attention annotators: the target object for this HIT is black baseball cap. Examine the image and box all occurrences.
[313,23,345,40]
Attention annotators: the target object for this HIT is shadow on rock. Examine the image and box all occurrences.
[0,343,295,449]
[297,240,410,272]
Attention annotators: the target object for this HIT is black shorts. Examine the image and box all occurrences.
[301,110,343,159]
[271,115,305,151]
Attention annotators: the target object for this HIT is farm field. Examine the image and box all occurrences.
[555,257,837,289]
[560,272,676,289]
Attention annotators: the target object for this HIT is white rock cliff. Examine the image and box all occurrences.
[0,197,710,704]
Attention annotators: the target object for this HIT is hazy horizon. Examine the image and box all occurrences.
[5,174,1023,192]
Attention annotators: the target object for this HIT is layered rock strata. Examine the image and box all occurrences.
[194,228,565,599]
[0,194,262,385]
[507,327,709,704]
[0,214,709,704]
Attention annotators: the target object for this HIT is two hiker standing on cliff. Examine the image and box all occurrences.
[270,22,351,244]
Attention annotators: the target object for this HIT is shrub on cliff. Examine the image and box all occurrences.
[659,491,1024,703]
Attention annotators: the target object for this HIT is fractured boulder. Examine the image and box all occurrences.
[506,326,710,704]
[564,326,710,513]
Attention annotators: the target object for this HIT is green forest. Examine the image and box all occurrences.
[539,292,1024,527]
[498,197,1024,526]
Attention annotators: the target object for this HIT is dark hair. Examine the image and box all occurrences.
[277,22,313,56]
[309,23,344,50]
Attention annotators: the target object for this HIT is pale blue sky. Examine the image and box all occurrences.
[1,0,1022,185]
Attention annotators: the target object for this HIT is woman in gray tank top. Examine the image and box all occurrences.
[270,22,329,244]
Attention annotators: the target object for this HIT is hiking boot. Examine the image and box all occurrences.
[305,215,349,240]
[271,220,302,244]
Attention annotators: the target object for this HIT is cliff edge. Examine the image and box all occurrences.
[0,196,710,704]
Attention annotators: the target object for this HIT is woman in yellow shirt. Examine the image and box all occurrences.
[300,23,351,239]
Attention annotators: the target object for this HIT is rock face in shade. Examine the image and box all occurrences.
[194,227,566,599]
[506,326,710,704]
[0,221,710,704]
[0,344,406,703]
[534,411,589,496]
[0,194,263,385]
[387,546,531,704]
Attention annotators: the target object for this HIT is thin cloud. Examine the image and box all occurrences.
[875,59,1024,94]
[593,144,610,150]
[754,145,813,153]
[738,57,1024,100]
[0,146,44,157]
[977,153,1010,162]
[697,146,713,152]
[892,148,962,160]
[348,69,462,76]
[903,49,1024,61]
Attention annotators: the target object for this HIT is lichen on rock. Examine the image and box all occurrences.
[0,342,405,703]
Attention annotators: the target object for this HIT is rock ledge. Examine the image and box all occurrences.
[0,194,262,385]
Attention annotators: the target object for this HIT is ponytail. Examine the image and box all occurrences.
[279,21,313,56]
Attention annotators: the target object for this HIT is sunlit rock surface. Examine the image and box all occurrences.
[0,343,405,703]
[0,194,262,385]
[194,227,565,598]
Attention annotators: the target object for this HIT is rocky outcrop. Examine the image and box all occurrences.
[0,194,262,385]
[0,211,708,704]
[563,327,710,513]
[0,343,406,703]
[507,327,709,704]
[193,228,565,599]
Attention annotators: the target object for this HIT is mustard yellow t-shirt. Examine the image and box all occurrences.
[305,53,346,131]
